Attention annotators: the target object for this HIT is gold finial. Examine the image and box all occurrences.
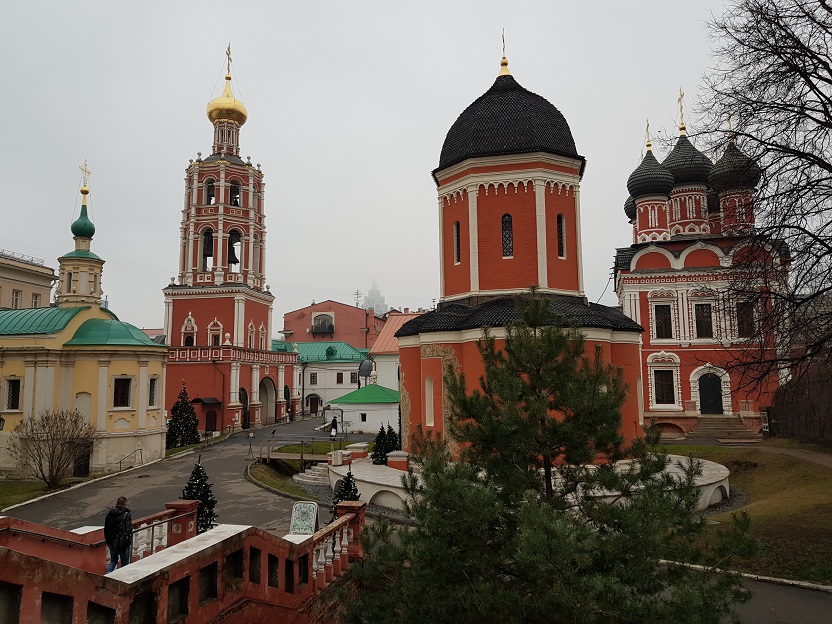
[678,87,687,135]
[226,43,232,75]
[645,118,652,150]
[499,29,511,76]
[79,160,91,195]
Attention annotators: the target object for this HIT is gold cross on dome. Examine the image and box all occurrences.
[502,29,505,57]
[645,118,651,147]
[79,160,91,187]
[678,87,686,131]
[226,43,232,74]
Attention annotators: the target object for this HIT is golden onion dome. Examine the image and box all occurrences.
[206,74,248,126]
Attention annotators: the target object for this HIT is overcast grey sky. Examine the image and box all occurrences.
[1,1,726,331]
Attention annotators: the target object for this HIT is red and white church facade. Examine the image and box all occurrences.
[162,62,298,432]
[396,57,645,449]
[615,122,788,436]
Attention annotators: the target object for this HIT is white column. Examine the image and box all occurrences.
[277,365,286,401]
[138,361,148,429]
[229,362,241,404]
[574,186,585,295]
[467,185,479,293]
[163,300,173,346]
[438,197,445,299]
[534,180,548,289]
[23,359,36,418]
[59,355,73,407]
[34,363,55,414]
[234,296,246,346]
[267,302,274,349]
[97,360,109,430]
[251,365,260,402]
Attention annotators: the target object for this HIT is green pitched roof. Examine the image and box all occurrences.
[272,340,296,353]
[330,384,400,404]
[64,318,166,348]
[59,249,103,260]
[291,341,367,363]
[0,307,87,335]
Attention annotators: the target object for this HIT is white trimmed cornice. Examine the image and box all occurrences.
[436,152,582,185]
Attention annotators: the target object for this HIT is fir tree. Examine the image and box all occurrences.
[371,424,388,465]
[386,422,400,452]
[167,382,201,449]
[341,291,755,624]
[181,459,217,533]
[333,469,360,505]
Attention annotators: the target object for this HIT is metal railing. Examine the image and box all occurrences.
[116,448,143,472]
[0,249,45,266]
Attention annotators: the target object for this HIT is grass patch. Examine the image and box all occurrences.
[249,461,312,498]
[663,444,832,584]
[0,480,50,509]
[762,437,832,454]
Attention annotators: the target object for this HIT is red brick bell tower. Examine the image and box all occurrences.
[162,50,297,432]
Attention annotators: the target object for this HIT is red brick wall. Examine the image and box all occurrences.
[442,190,471,298]
[545,188,580,292]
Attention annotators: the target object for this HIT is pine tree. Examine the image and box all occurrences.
[167,382,201,449]
[333,469,360,505]
[181,460,217,533]
[386,422,400,452]
[371,424,388,465]
[342,292,755,624]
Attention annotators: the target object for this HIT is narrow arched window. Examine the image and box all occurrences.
[202,229,214,271]
[557,214,566,258]
[92,274,99,294]
[184,335,194,347]
[501,214,513,258]
[205,179,215,205]
[66,272,73,293]
[453,221,461,264]
[228,230,242,273]
[230,181,241,207]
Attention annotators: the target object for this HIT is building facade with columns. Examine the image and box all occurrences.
[615,121,787,436]
[396,57,645,450]
[162,59,297,432]
[0,185,167,474]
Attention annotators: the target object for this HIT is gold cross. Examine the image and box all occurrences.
[79,160,91,187]
[502,29,505,57]
[226,43,232,74]
[678,87,686,129]
[645,118,651,146]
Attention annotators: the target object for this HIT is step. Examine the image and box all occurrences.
[292,472,330,486]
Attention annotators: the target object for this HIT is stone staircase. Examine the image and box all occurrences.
[292,462,330,486]
[686,416,761,441]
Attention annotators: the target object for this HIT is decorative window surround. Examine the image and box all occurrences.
[646,351,682,411]
[689,364,733,415]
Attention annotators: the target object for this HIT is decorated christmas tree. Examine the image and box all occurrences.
[386,422,400,452]
[181,459,217,533]
[333,469,360,505]
[371,424,388,465]
[167,382,201,449]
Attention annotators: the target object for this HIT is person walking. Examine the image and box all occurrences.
[104,496,133,573]
[330,416,338,441]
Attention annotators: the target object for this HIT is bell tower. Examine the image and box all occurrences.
[162,49,296,432]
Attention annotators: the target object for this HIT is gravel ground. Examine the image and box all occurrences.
[700,484,749,516]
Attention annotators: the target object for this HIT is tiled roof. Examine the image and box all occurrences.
[0,306,87,335]
[329,384,400,404]
[370,312,423,354]
[709,141,761,193]
[395,296,643,338]
[662,134,713,186]
[435,74,584,176]
[64,319,167,348]
[291,341,367,363]
[627,148,674,199]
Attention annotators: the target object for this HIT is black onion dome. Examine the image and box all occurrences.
[435,74,584,175]
[662,134,713,186]
[626,148,674,199]
[709,141,762,193]
[624,196,636,220]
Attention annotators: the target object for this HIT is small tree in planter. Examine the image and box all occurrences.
[371,424,389,465]
[181,459,217,533]
[168,382,201,449]
[333,469,361,505]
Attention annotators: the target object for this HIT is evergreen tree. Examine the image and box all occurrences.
[371,424,388,465]
[341,292,755,624]
[386,422,400,452]
[181,459,217,533]
[167,382,201,449]
[333,469,360,505]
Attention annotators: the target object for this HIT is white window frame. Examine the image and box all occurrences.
[4,378,22,411]
[648,290,677,343]
[646,352,682,411]
[148,377,159,408]
[11,290,21,309]
[113,377,133,409]
[31,293,41,308]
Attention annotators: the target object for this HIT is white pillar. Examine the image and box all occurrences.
[230,362,240,404]
[97,360,109,430]
[467,185,479,293]
[34,363,55,414]
[234,296,246,346]
[438,197,445,299]
[277,365,286,402]
[534,180,548,289]
[138,361,148,429]
[251,365,261,402]
[574,186,585,295]
[23,359,36,418]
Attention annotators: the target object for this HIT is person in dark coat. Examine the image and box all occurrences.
[104,496,133,573]
[330,416,338,440]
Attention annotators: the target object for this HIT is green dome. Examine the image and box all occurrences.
[71,204,96,238]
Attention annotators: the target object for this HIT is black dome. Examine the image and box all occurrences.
[709,141,762,193]
[435,74,584,175]
[627,148,674,199]
[662,134,713,186]
[624,196,636,220]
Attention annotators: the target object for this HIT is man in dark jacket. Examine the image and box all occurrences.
[104,496,133,573]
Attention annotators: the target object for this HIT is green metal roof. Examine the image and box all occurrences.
[272,340,296,353]
[0,307,87,335]
[59,250,103,260]
[330,384,400,404]
[291,341,367,363]
[64,318,166,348]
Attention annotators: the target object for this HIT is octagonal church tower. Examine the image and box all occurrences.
[397,57,645,450]
[162,55,297,432]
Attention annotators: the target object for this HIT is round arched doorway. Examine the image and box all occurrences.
[698,374,723,414]
[259,377,277,425]
[240,387,250,429]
